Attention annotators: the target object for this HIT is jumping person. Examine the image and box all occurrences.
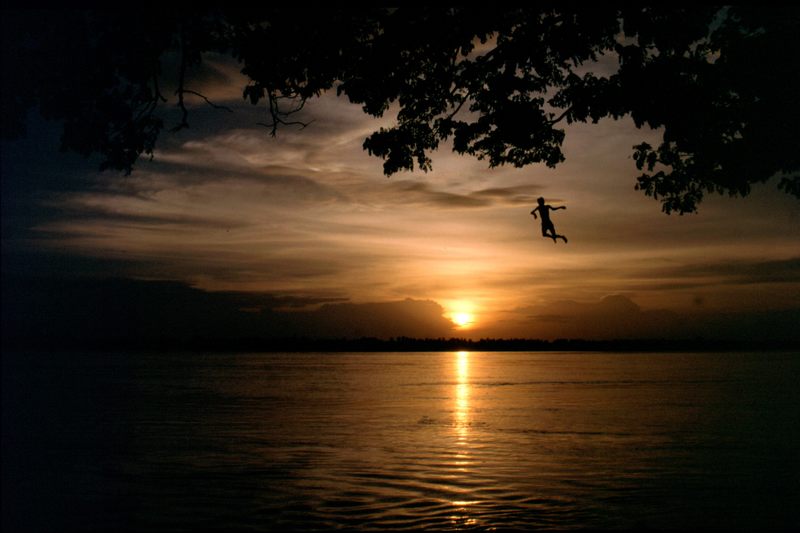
[531,197,567,243]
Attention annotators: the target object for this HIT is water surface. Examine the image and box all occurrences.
[3,351,798,530]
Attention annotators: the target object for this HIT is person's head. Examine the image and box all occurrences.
[537,197,544,205]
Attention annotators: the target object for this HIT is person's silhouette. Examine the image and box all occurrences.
[531,197,567,243]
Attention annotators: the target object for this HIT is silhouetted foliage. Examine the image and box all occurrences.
[3,7,799,213]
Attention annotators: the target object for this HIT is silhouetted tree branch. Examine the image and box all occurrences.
[255,90,313,135]
[2,7,799,212]
[181,90,234,113]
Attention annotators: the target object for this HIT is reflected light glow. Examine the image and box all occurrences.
[454,351,470,442]
[451,351,479,526]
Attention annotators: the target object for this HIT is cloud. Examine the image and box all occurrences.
[1,277,456,347]
[618,257,800,311]
[660,258,800,286]
[274,299,456,339]
[481,292,800,342]
[384,180,490,208]
[469,185,544,206]
[488,294,688,340]
[358,181,546,210]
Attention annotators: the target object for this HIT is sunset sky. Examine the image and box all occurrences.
[3,52,799,343]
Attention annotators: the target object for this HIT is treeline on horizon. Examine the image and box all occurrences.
[3,335,798,353]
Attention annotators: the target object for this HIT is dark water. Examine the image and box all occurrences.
[3,351,799,531]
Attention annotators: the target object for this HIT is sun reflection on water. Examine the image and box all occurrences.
[451,351,480,526]
[454,350,470,443]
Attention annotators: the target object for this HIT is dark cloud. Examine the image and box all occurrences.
[1,116,108,245]
[131,156,346,204]
[380,181,553,209]
[675,258,800,285]
[275,299,456,339]
[529,314,572,324]
[45,204,251,231]
[489,293,800,342]
[497,294,688,340]
[1,276,455,349]
[688,307,800,342]
[630,257,800,289]
[469,185,544,206]
[177,53,242,101]
[387,181,490,208]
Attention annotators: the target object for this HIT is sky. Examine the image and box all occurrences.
[2,52,800,343]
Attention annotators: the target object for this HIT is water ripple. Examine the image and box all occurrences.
[3,350,798,531]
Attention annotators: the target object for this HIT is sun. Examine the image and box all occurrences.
[452,312,474,328]
[446,300,477,329]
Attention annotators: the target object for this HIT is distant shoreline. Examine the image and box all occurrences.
[3,336,798,354]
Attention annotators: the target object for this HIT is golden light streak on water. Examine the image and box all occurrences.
[454,350,470,444]
[449,351,479,526]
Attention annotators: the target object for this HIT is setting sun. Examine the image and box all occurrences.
[447,300,477,329]
[452,312,474,328]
